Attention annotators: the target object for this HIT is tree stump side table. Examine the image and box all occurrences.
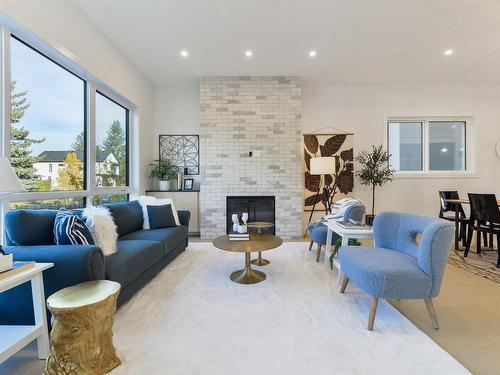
[44,280,121,375]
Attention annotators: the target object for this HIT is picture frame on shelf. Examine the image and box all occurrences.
[183,178,194,191]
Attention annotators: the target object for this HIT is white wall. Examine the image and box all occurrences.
[151,81,200,189]
[302,83,500,217]
[0,0,154,193]
[153,81,500,218]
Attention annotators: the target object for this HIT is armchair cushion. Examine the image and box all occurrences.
[339,246,432,299]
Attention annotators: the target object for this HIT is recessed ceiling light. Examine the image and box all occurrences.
[444,49,454,56]
[245,50,253,57]
[309,50,317,58]
[180,50,189,57]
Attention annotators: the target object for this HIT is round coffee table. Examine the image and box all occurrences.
[212,233,283,284]
[246,222,275,266]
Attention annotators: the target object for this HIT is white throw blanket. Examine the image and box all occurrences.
[324,198,361,222]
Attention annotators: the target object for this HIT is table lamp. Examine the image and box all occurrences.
[308,156,335,224]
[0,156,25,272]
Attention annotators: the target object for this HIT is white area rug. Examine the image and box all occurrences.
[110,242,470,375]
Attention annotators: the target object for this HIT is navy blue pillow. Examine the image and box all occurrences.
[54,210,95,245]
[147,204,177,229]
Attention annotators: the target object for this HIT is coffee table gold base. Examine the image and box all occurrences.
[230,253,266,284]
[251,251,270,266]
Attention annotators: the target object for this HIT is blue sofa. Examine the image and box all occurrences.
[0,200,190,325]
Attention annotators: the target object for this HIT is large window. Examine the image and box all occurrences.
[10,36,86,191]
[388,118,469,174]
[95,92,128,187]
[0,28,135,215]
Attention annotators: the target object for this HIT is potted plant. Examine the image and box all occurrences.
[355,145,395,225]
[149,159,178,191]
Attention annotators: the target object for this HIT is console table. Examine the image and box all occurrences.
[0,262,53,364]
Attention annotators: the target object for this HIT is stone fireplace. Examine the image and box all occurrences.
[200,77,302,239]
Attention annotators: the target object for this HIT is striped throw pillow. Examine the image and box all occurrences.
[54,209,95,246]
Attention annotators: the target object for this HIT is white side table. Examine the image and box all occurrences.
[0,262,53,364]
[323,220,373,284]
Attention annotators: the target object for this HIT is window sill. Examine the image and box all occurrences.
[393,172,478,180]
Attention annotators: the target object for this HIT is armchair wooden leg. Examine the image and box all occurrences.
[424,299,439,330]
[308,240,314,251]
[340,276,349,293]
[315,244,322,262]
[367,297,379,331]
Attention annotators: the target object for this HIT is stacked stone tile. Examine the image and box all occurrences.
[200,77,302,239]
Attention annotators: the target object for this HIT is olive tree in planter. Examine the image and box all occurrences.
[355,145,395,225]
[149,159,178,191]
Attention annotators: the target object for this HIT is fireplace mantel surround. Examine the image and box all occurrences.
[199,77,302,240]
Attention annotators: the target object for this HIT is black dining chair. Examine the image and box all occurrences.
[465,193,500,268]
[438,191,468,250]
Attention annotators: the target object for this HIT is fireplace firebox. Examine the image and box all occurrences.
[226,196,275,234]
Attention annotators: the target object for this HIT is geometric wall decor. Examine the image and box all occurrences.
[159,135,199,175]
[303,133,354,211]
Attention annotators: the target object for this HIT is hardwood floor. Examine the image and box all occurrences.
[391,263,500,375]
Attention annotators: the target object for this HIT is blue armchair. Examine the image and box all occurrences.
[307,202,365,262]
[339,212,454,331]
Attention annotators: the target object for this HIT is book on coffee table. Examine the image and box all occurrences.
[336,221,372,230]
[229,232,250,241]
[0,261,36,280]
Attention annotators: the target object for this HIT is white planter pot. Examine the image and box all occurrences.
[158,180,169,191]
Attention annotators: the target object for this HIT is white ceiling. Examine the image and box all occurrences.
[74,0,500,85]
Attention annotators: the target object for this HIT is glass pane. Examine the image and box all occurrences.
[92,194,129,205]
[10,36,85,192]
[95,92,128,187]
[429,121,466,171]
[388,122,423,171]
[9,197,85,210]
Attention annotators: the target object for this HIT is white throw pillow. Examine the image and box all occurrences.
[82,206,118,256]
[138,195,180,230]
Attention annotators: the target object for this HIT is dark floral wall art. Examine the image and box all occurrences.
[303,134,354,211]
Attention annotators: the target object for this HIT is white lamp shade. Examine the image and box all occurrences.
[0,157,25,193]
[310,156,335,175]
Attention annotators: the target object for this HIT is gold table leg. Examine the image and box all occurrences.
[251,251,270,266]
[230,252,266,284]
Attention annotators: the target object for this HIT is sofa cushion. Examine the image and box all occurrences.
[339,246,432,299]
[105,240,163,287]
[54,210,95,245]
[5,210,58,246]
[104,201,144,237]
[147,204,177,229]
[119,226,188,255]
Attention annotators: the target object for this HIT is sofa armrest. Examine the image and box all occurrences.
[0,245,105,325]
[177,210,191,229]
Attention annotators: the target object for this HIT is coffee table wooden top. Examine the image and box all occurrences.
[213,234,283,253]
